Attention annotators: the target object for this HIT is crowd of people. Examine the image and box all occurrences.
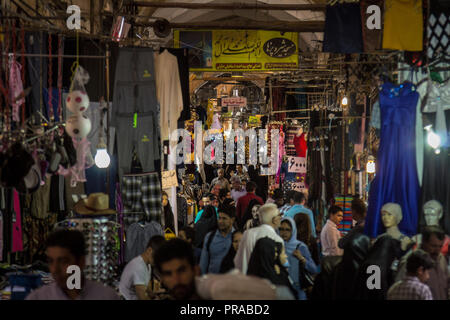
[25,166,450,300]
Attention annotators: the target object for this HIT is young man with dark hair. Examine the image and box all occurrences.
[179,226,202,263]
[395,226,449,300]
[154,238,201,300]
[119,235,166,300]
[284,191,316,237]
[388,249,435,300]
[320,206,344,257]
[236,181,263,228]
[199,202,236,274]
[26,229,119,300]
[338,198,367,249]
[219,187,232,205]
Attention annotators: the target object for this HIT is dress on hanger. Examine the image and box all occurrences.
[365,82,420,238]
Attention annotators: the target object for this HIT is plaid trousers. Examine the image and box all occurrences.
[122,172,162,223]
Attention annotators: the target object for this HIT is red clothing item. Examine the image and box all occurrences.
[236,193,264,220]
[293,133,307,157]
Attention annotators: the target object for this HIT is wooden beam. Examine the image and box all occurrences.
[135,20,324,32]
[130,1,326,11]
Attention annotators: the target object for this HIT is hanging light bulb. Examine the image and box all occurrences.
[426,129,441,149]
[366,155,376,174]
[95,137,110,168]
[341,96,348,106]
[434,148,441,155]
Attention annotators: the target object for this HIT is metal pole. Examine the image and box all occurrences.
[105,44,111,198]
[131,1,327,11]
[1,53,106,59]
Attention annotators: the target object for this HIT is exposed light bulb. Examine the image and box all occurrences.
[427,130,441,149]
[434,148,441,155]
[341,96,348,106]
[95,148,110,168]
[366,160,376,174]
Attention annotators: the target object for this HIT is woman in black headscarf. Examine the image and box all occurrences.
[193,205,218,248]
[354,234,403,300]
[331,232,371,300]
[247,237,297,298]
[162,191,174,232]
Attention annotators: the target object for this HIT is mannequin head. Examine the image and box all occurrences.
[381,203,402,229]
[423,200,443,226]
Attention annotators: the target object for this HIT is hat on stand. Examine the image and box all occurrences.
[73,193,116,215]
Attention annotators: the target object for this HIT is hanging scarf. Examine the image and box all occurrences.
[8,59,25,122]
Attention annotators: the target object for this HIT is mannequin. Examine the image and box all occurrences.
[379,203,412,251]
[413,200,449,256]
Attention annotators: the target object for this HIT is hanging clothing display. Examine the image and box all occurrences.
[420,110,450,235]
[323,2,363,53]
[159,48,190,124]
[122,173,162,224]
[125,221,164,262]
[12,190,23,253]
[293,132,307,157]
[111,48,160,180]
[427,1,450,58]
[365,82,420,238]
[382,0,423,51]
[154,49,184,143]
[360,0,383,52]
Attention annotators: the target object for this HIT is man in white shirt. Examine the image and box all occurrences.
[234,203,284,274]
[230,176,246,203]
[320,206,344,256]
[119,235,165,300]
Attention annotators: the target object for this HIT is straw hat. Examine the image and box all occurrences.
[73,193,116,215]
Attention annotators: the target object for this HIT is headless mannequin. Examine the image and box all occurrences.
[380,203,412,251]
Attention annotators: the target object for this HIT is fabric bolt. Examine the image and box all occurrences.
[320,219,343,257]
[119,255,151,300]
[115,115,159,180]
[365,82,420,238]
[26,279,120,300]
[323,2,363,53]
[122,173,162,223]
[284,205,316,238]
[125,221,164,262]
[387,276,433,300]
[199,228,234,275]
[382,0,423,51]
[12,190,23,253]
[360,0,383,52]
[154,49,184,142]
[234,224,284,275]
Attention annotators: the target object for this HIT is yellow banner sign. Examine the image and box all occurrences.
[174,30,298,71]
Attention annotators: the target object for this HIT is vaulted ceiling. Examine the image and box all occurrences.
[5,0,326,51]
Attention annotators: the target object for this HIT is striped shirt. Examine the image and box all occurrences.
[387,276,433,300]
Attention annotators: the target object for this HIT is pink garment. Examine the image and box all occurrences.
[9,59,25,123]
[12,190,23,253]
[58,138,94,187]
